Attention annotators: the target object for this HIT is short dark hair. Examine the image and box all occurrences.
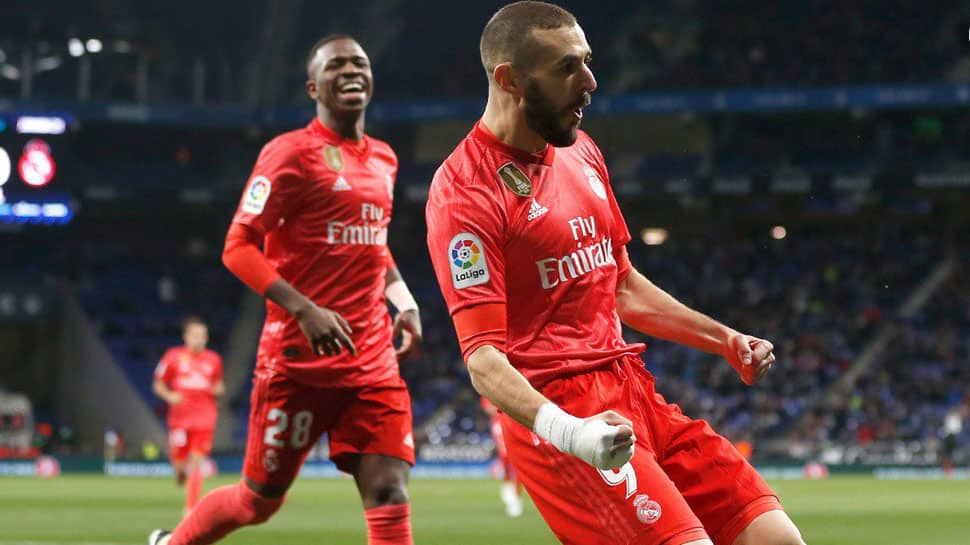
[480,1,577,74]
[307,34,359,76]
[181,315,207,334]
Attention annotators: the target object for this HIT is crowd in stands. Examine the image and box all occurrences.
[420,217,969,464]
[609,1,967,93]
[5,145,968,466]
[3,1,969,104]
[4,0,969,462]
[627,224,951,460]
[803,253,970,464]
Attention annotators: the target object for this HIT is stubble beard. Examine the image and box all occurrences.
[523,78,579,148]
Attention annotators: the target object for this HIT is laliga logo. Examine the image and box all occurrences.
[452,238,482,270]
[448,232,489,289]
[249,177,270,200]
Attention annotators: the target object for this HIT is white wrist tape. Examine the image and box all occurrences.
[385,280,418,313]
[533,402,583,454]
[533,402,634,470]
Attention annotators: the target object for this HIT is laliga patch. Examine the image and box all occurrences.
[497,162,532,197]
[323,145,343,172]
[448,232,490,289]
[242,176,271,214]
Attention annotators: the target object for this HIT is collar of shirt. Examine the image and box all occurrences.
[472,120,556,167]
[308,117,370,156]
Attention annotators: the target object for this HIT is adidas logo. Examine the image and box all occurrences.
[333,176,352,191]
[527,198,549,221]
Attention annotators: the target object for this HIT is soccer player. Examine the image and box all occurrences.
[152,316,225,515]
[941,404,965,477]
[481,396,523,517]
[149,35,422,545]
[426,3,807,545]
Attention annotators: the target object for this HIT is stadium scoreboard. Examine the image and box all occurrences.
[0,114,72,225]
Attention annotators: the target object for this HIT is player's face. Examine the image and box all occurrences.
[183,323,208,353]
[307,39,373,114]
[519,25,596,147]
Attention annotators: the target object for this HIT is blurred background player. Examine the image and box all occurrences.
[148,34,422,545]
[427,3,804,545]
[941,402,966,477]
[152,316,225,516]
[481,396,523,517]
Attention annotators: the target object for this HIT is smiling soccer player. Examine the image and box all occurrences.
[149,34,421,545]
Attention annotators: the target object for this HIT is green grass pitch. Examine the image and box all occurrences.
[1,475,968,544]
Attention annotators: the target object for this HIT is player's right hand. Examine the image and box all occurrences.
[295,304,358,357]
[167,392,184,405]
[576,410,636,470]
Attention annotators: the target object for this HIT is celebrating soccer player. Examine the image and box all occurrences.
[153,316,224,516]
[426,3,807,545]
[149,34,422,545]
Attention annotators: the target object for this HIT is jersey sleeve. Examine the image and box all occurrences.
[154,350,174,382]
[386,144,399,198]
[426,168,508,316]
[222,222,282,295]
[371,140,399,272]
[231,136,306,235]
[213,355,224,385]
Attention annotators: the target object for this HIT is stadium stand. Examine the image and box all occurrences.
[1,1,967,467]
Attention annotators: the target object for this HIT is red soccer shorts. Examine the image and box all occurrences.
[242,368,415,489]
[501,356,782,545]
[168,428,214,463]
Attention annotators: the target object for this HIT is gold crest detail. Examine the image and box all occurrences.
[323,146,343,172]
[497,162,532,197]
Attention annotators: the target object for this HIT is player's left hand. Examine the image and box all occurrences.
[725,333,775,385]
[393,309,423,359]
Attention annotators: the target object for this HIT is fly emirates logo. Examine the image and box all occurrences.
[536,215,615,289]
[326,203,388,246]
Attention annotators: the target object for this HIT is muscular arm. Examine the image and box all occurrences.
[222,222,356,356]
[615,267,775,384]
[264,278,316,317]
[615,269,734,357]
[466,345,549,428]
[466,344,634,470]
[221,221,317,316]
[384,258,422,357]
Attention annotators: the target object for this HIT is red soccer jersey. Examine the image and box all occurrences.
[426,122,645,387]
[154,347,223,430]
[231,118,398,388]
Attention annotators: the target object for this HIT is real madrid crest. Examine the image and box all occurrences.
[633,494,662,525]
[584,165,607,200]
[323,145,344,172]
[497,162,532,197]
